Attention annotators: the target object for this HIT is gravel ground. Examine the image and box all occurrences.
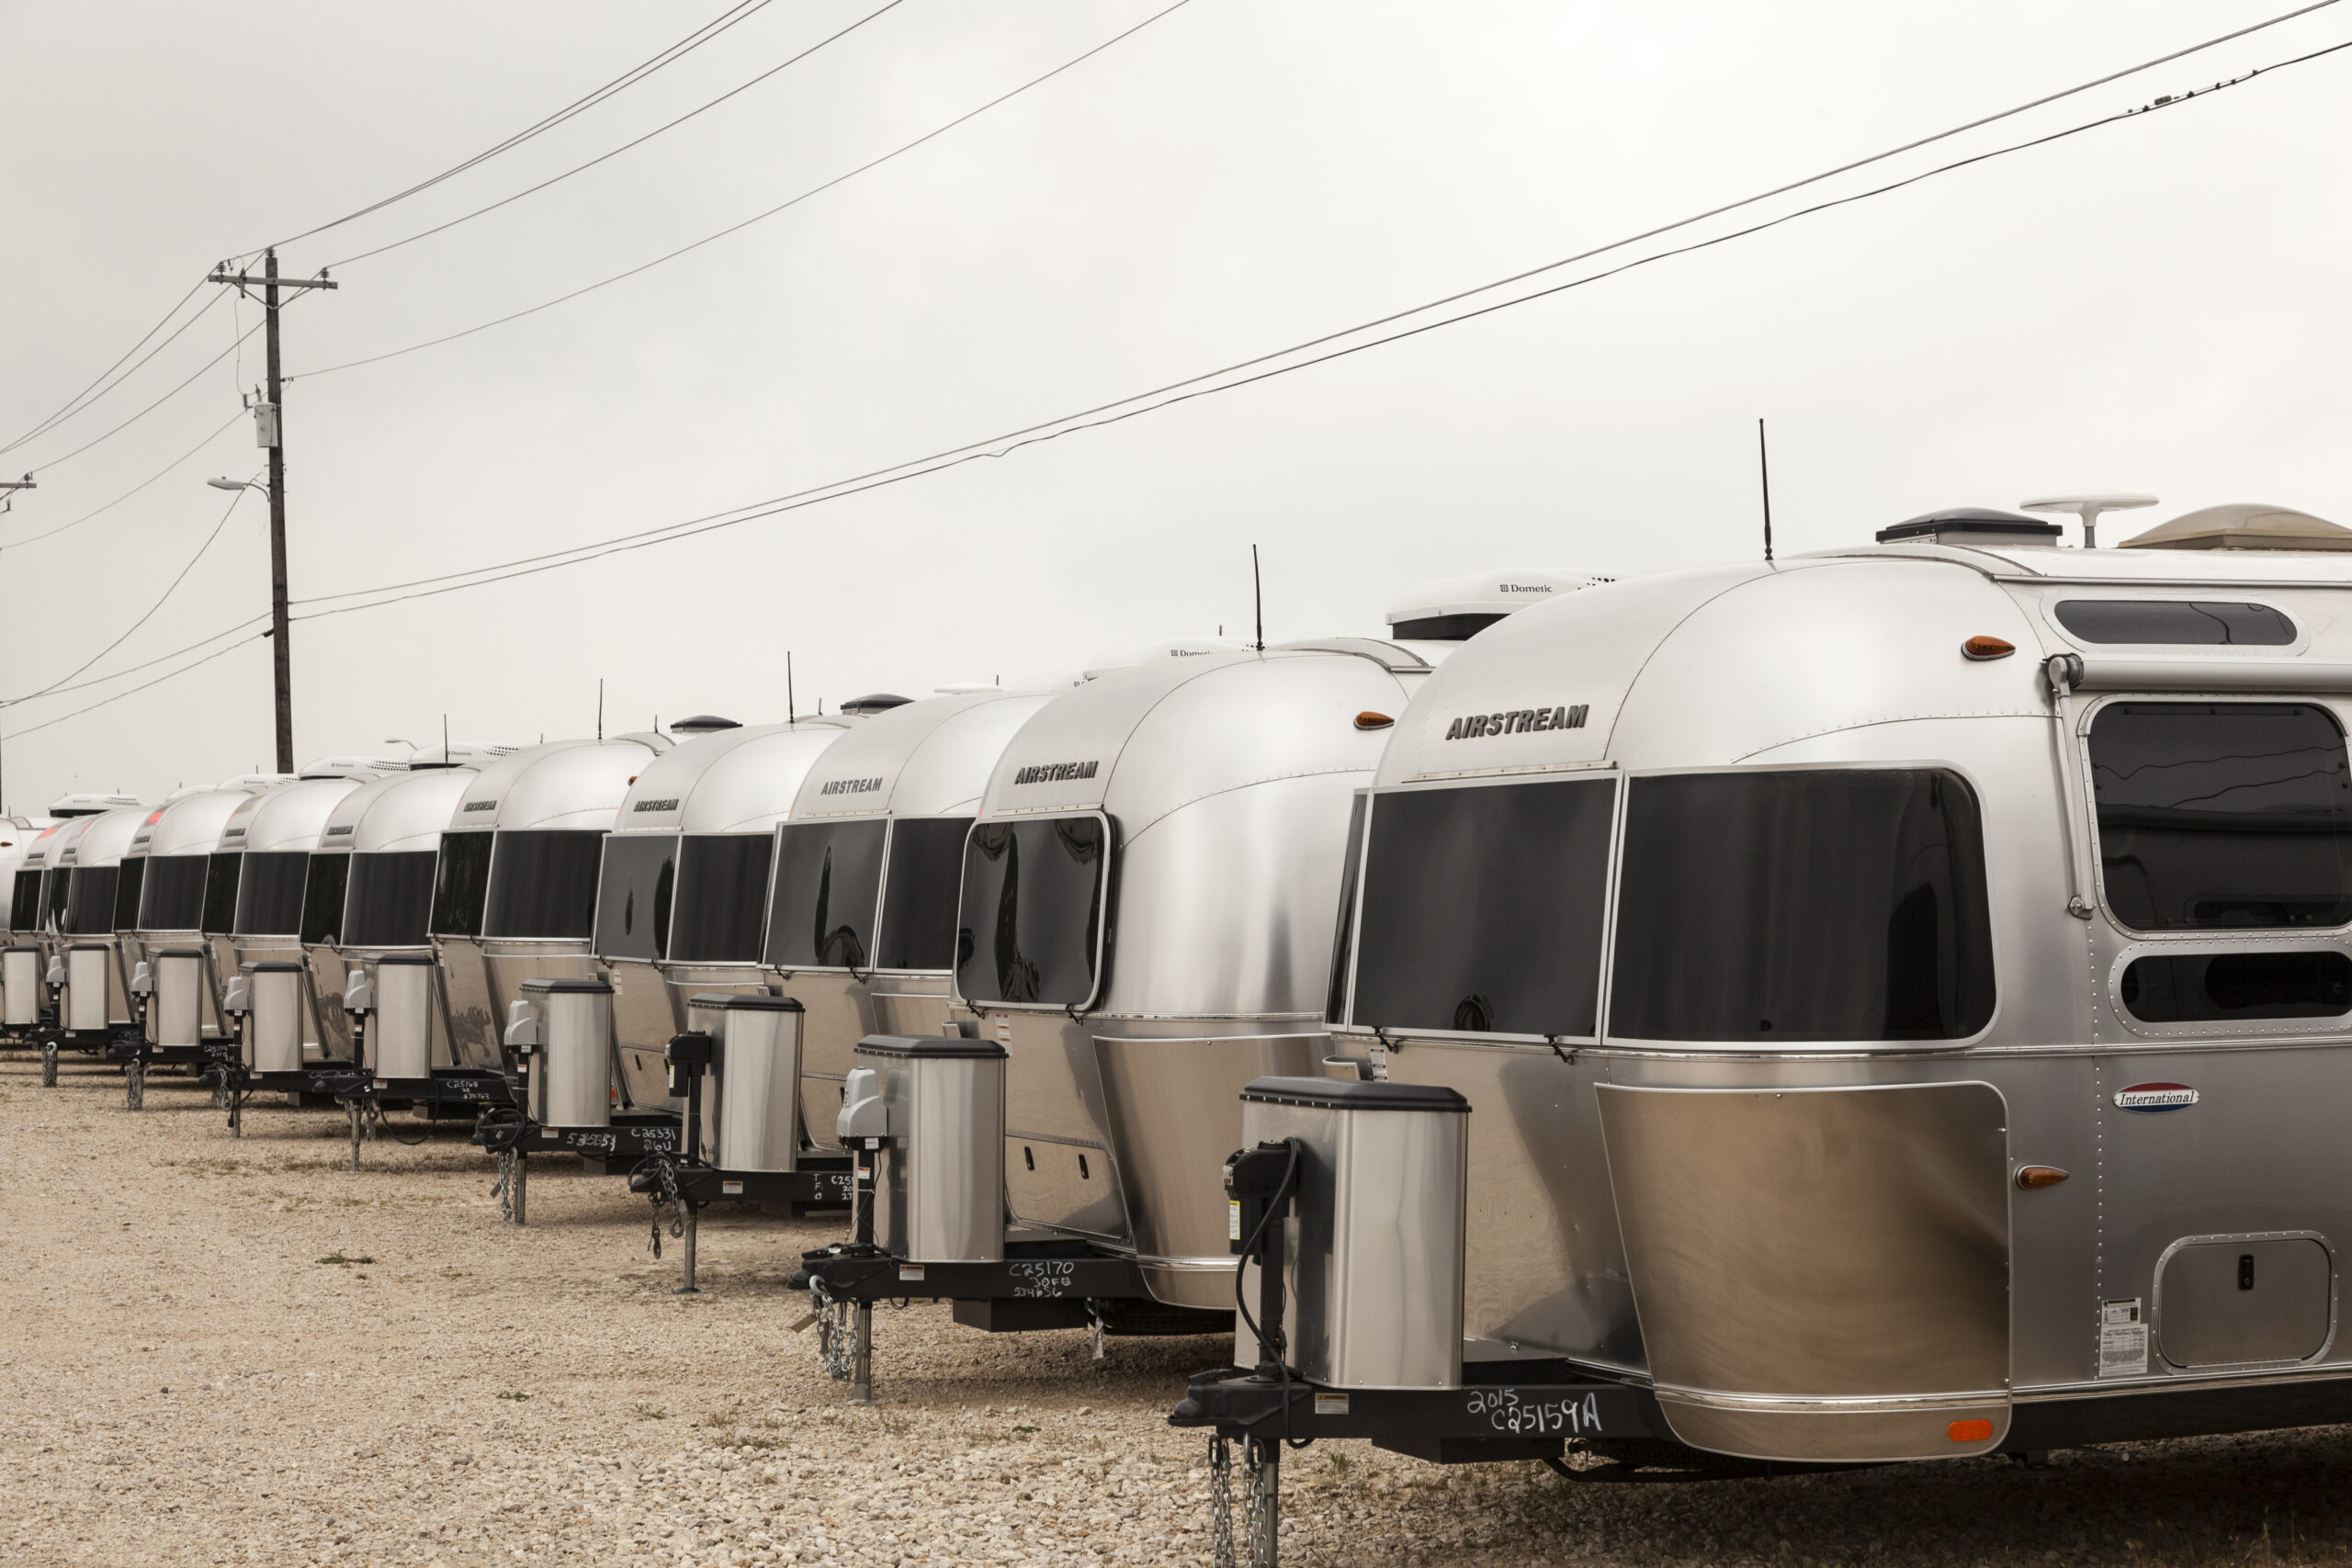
[6,1048,2352,1568]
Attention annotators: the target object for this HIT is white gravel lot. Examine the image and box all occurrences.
[6,1048,2352,1568]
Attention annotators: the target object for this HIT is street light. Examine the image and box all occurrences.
[207,477,271,496]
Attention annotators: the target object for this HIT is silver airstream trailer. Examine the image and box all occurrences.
[119,778,287,1103]
[770,689,1055,1147]
[797,639,1444,1389]
[492,716,864,1252]
[1181,502,2352,1540]
[304,743,521,1160]
[0,818,41,1048]
[212,762,400,1114]
[46,804,153,1084]
[428,733,668,1210]
[10,818,84,1069]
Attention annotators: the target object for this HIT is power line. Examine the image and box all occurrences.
[20,315,267,476]
[252,0,781,256]
[5,615,271,706]
[0,633,267,745]
[6,481,257,704]
[321,0,908,270]
[288,22,2352,620]
[292,0,1196,379]
[0,408,246,554]
[0,288,226,459]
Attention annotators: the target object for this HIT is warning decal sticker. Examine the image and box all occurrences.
[2099,1298,2148,1378]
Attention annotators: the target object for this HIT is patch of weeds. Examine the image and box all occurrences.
[1325,1451,1353,1477]
[1012,1425,1039,1437]
[496,1392,531,1402]
[315,1252,376,1267]
[438,1268,469,1279]
[628,1403,668,1421]
[160,1156,247,1176]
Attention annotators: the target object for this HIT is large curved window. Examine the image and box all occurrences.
[429,832,492,938]
[671,834,772,964]
[1351,778,1614,1036]
[765,820,886,971]
[1611,769,1996,1042]
[11,868,44,932]
[2090,702,2352,931]
[300,853,350,946]
[345,852,438,948]
[200,853,243,935]
[875,817,973,972]
[234,852,308,936]
[110,858,147,933]
[954,815,1109,1009]
[139,855,209,931]
[483,830,605,940]
[594,834,675,961]
[63,867,120,936]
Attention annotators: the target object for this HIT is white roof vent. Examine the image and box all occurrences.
[1385,568,1614,641]
[2119,502,2352,552]
[407,741,521,770]
[296,755,406,781]
[48,792,142,818]
[1080,635,1254,682]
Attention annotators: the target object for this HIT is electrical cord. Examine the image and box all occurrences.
[1230,1139,1310,1444]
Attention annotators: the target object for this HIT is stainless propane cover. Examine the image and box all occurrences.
[686,993,805,1173]
[854,1033,1007,1264]
[520,976,612,1129]
[370,953,436,1081]
[65,942,111,1033]
[243,962,307,1073]
[1236,1077,1470,1391]
[149,948,207,1050]
[2,946,39,1027]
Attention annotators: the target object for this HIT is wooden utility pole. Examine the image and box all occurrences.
[207,248,335,773]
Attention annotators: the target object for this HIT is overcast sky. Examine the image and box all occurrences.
[2,0,2346,809]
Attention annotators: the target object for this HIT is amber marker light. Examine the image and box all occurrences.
[2016,1165,2069,1190]
[1354,712,1395,730]
[1948,1419,1995,1443]
[1962,636,2016,660]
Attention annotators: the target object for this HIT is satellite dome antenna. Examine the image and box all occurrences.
[2021,492,2158,549]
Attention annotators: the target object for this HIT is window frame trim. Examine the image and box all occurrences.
[2106,933,2352,1040]
[2077,692,2352,941]
[761,817,889,976]
[946,808,1117,1013]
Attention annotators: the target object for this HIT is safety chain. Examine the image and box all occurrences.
[811,1278,856,1382]
[1240,1437,1274,1568]
[640,1153,686,1259]
[1207,1433,1235,1568]
[491,1149,519,1222]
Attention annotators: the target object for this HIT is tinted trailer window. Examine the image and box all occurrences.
[46,867,72,932]
[1351,778,1614,1036]
[429,832,493,938]
[955,816,1110,1009]
[765,820,886,971]
[672,834,772,964]
[139,855,209,931]
[875,817,974,972]
[200,853,243,934]
[63,867,120,936]
[234,852,309,936]
[1611,768,1995,1042]
[482,830,605,940]
[111,858,148,932]
[594,834,676,962]
[2090,702,2352,931]
[300,853,351,946]
[344,852,439,948]
[11,868,44,932]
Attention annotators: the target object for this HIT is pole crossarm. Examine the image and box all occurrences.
[206,272,337,291]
